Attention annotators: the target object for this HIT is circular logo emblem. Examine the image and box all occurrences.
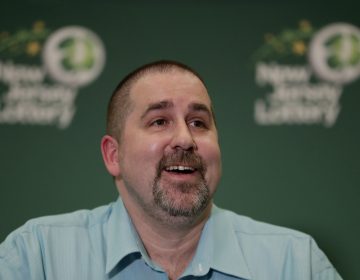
[43,26,105,87]
[309,23,360,84]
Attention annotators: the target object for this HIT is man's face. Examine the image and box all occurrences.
[117,70,221,224]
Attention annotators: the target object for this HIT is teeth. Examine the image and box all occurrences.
[166,166,195,171]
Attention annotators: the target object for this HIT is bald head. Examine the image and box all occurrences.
[106,60,212,140]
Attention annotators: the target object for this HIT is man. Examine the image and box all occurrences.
[0,60,342,279]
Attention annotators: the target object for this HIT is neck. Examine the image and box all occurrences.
[120,189,212,280]
[136,214,207,280]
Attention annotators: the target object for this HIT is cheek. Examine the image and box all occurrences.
[197,139,222,173]
[208,147,222,179]
[197,136,221,160]
[123,135,168,164]
[148,141,164,154]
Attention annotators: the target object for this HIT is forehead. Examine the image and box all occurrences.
[129,70,212,110]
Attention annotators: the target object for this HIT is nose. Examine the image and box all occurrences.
[170,121,197,151]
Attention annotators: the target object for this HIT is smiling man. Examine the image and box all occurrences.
[0,61,342,279]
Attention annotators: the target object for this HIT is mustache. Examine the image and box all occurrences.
[156,150,206,177]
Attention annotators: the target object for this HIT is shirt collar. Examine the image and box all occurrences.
[105,197,144,274]
[105,199,252,279]
[184,205,252,279]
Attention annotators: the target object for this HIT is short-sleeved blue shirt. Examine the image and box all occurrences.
[0,198,342,279]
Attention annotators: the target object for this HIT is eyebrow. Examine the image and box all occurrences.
[188,103,212,119]
[140,100,213,121]
[141,100,174,120]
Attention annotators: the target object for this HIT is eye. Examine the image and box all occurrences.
[189,119,208,129]
[151,118,167,127]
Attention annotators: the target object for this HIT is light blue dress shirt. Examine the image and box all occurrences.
[0,198,342,279]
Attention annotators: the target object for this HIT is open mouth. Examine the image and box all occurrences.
[164,165,196,175]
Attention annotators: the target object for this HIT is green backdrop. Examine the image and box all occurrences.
[1,1,359,279]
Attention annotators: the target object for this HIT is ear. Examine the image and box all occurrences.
[101,135,121,177]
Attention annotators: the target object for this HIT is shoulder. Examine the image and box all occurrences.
[0,202,118,279]
[14,202,112,233]
[212,205,309,239]
[212,206,336,276]
[0,202,114,254]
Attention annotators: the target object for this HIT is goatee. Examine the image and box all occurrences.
[153,150,210,217]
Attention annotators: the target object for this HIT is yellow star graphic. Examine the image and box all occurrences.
[292,40,306,55]
[26,41,41,56]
